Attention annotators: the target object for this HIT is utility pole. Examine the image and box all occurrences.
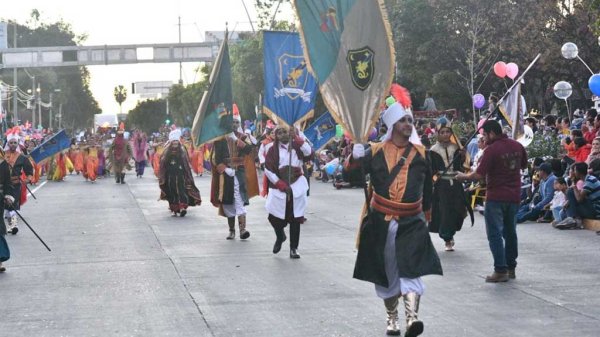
[178,16,183,85]
[49,93,53,130]
[12,21,18,124]
[58,102,62,129]
[37,83,41,128]
[31,76,36,127]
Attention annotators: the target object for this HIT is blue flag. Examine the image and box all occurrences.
[30,129,71,163]
[304,111,336,151]
[263,31,318,127]
[293,0,395,141]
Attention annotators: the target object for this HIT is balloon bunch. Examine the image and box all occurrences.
[493,61,519,80]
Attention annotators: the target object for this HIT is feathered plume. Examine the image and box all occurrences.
[389,84,412,109]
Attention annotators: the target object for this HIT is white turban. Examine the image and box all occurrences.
[381,102,421,145]
[168,129,182,141]
[6,133,19,142]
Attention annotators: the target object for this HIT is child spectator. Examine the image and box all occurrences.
[551,177,567,226]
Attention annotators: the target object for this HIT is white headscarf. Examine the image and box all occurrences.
[168,129,182,141]
[381,102,421,145]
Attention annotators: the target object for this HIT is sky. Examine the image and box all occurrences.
[1,0,293,115]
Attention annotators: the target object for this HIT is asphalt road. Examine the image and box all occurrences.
[1,171,599,337]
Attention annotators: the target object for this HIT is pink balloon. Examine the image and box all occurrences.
[477,118,486,135]
[494,62,507,78]
[506,62,519,80]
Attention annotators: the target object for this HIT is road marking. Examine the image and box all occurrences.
[28,180,47,197]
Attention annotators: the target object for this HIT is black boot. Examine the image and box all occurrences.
[120,173,126,184]
[289,222,300,258]
[272,226,286,254]
[116,174,121,184]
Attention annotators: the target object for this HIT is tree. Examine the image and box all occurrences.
[1,11,100,130]
[113,85,127,114]
[127,99,168,133]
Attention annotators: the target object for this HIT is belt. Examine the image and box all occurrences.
[370,192,422,218]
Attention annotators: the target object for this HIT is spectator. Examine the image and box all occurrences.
[517,163,556,223]
[573,137,591,163]
[558,117,570,136]
[555,162,600,229]
[525,117,538,133]
[550,177,568,226]
[456,120,528,283]
[586,137,600,165]
[422,91,437,111]
[584,116,599,143]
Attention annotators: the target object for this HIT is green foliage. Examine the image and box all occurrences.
[113,85,127,108]
[1,13,100,130]
[527,133,562,159]
[230,34,263,121]
[127,99,168,133]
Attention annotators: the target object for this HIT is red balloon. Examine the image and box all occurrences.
[494,61,507,78]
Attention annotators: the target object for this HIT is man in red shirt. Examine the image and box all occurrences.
[457,120,527,283]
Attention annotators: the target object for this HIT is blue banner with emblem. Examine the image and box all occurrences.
[304,111,336,151]
[263,31,318,127]
[30,129,71,163]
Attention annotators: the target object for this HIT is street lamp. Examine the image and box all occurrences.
[49,89,61,130]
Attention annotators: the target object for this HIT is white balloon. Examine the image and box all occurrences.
[517,125,534,148]
[561,42,578,60]
[553,81,572,100]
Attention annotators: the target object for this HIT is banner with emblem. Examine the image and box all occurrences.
[304,111,336,151]
[292,0,395,142]
[263,31,318,127]
[30,129,71,163]
[191,32,233,147]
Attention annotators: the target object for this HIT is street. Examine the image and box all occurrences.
[1,173,599,337]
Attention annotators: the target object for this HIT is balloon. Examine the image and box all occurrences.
[368,127,378,141]
[506,63,519,80]
[335,124,343,138]
[589,74,600,96]
[493,62,507,78]
[477,118,486,135]
[553,81,572,99]
[324,158,340,175]
[472,94,486,109]
[385,96,395,107]
[561,42,578,60]
[517,125,534,148]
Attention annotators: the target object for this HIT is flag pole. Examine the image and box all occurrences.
[439,53,541,176]
[13,209,51,251]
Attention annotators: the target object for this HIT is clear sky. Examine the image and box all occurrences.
[2,0,292,115]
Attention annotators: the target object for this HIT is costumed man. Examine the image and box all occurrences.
[152,137,166,178]
[159,129,202,216]
[3,129,34,235]
[211,109,259,240]
[428,117,472,251]
[0,155,16,272]
[264,125,313,259]
[349,87,442,337]
[108,125,133,184]
[259,120,276,196]
[132,131,149,178]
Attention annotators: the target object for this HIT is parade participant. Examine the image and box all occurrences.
[159,129,201,216]
[132,131,148,178]
[429,117,471,251]
[211,111,259,240]
[264,125,313,258]
[190,144,205,177]
[457,120,527,282]
[152,138,165,178]
[47,152,71,181]
[84,143,100,183]
[0,157,16,272]
[350,91,442,336]
[72,144,84,175]
[3,128,34,235]
[108,125,132,184]
[258,120,276,196]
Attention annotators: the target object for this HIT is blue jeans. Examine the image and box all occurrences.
[516,204,542,223]
[551,207,564,222]
[484,201,519,272]
[565,188,596,219]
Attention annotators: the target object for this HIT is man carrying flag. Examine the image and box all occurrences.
[4,128,33,235]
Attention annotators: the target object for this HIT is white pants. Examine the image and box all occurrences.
[375,219,425,299]
[222,176,246,217]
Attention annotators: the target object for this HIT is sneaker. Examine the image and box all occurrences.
[474,205,485,212]
[444,240,455,252]
[555,217,578,230]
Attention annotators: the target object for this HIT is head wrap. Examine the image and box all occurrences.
[233,103,241,122]
[168,129,182,142]
[381,103,421,145]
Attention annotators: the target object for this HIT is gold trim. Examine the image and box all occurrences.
[292,0,396,143]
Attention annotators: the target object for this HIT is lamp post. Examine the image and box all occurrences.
[36,83,41,129]
[49,88,61,130]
